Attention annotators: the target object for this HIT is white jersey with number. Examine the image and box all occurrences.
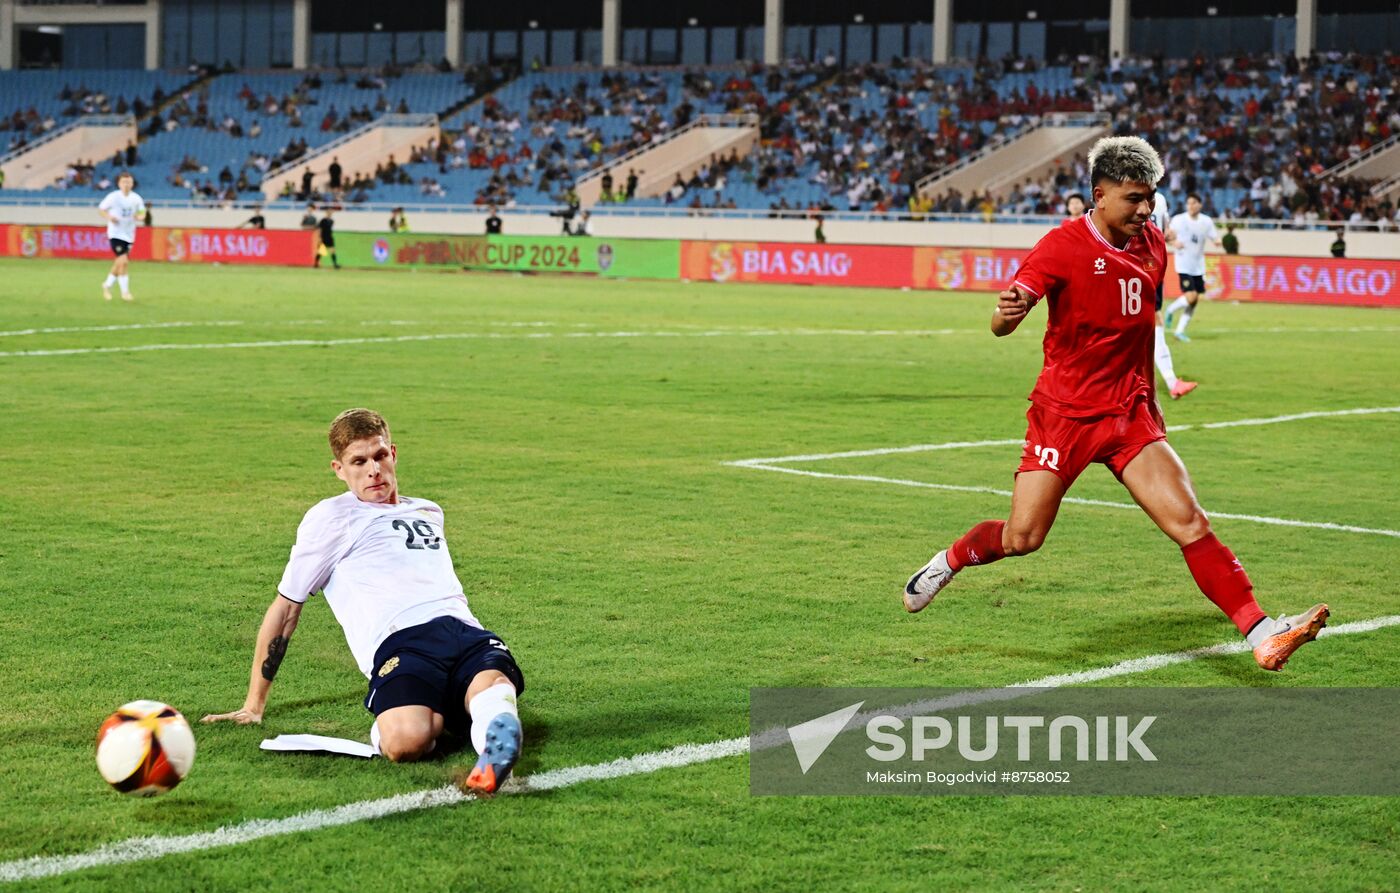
[277,491,481,678]
[1151,194,1170,234]
[99,190,145,243]
[1168,211,1219,276]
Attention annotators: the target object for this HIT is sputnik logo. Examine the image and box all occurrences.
[787,701,864,774]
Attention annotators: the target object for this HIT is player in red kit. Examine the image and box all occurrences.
[903,136,1327,671]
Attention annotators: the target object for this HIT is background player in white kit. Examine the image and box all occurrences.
[1164,193,1222,342]
[202,408,526,795]
[97,172,144,302]
[1151,193,1197,398]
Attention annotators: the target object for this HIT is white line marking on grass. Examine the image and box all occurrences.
[0,329,961,358]
[727,439,1024,466]
[724,406,1400,537]
[4,614,1398,884]
[727,407,1400,467]
[729,462,1400,538]
[1187,406,1400,430]
[0,321,244,338]
[1210,325,1400,334]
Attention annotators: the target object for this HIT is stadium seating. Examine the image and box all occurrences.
[32,70,471,202]
[4,49,1394,227]
[335,64,821,207]
[0,69,191,153]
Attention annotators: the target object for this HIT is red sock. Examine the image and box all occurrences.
[1182,533,1266,635]
[947,520,1007,571]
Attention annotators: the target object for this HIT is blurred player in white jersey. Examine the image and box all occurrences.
[1164,193,1222,341]
[1151,193,1196,399]
[97,172,144,301]
[203,409,525,795]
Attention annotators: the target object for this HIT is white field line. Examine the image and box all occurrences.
[731,463,1400,538]
[726,407,1400,467]
[4,613,1397,884]
[0,321,244,338]
[725,406,1400,538]
[1209,325,1400,334]
[1189,406,1400,430]
[3,320,1394,342]
[0,328,961,359]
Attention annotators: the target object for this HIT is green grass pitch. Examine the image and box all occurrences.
[1,258,1397,891]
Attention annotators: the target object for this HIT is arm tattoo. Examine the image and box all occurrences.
[261,635,288,681]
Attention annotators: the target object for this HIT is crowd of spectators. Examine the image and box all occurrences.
[913,50,1400,227]
[409,63,819,207]
[3,83,169,154]
[9,51,1397,227]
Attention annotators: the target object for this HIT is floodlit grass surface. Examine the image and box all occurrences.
[2,259,1397,892]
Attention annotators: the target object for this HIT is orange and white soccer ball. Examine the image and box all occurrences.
[95,701,196,795]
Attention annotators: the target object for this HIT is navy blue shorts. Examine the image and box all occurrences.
[1155,279,1164,310]
[1178,273,1205,294]
[110,238,131,256]
[365,617,524,737]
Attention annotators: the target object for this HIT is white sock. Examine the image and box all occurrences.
[1245,617,1279,648]
[117,275,130,295]
[468,682,519,755]
[1165,296,1189,317]
[103,274,116,287]
[1175,302,1195,335]
[1154,326,1177,388]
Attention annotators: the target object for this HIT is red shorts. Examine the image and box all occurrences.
[1017,398,1166,487]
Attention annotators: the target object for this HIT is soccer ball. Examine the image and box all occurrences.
[95,700,196,795]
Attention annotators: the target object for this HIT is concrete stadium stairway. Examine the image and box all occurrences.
[0,115,136,189]
[259,113,441,200]
[916,112,1110,201]
[1320,133,1400,201]
[575,113,759,208]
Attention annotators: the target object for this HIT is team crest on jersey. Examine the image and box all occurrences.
[377,656,400,677]
[1093,257,1106,274]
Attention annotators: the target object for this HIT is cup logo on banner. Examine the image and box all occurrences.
[166,230,187,263]
[373,239,391,264]
[19,226,38,258]
[596,243,614,271]
[708,243,736,282]
[934,249,966,290]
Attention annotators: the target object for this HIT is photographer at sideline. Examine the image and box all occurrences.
[550,195,579,235]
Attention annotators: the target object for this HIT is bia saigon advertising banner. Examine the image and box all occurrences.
[0,224,315,266]
[680,240,1400,308]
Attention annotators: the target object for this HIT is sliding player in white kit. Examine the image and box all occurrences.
[1163,193,1222,342]
[97,172,144,302]
[1151,193,1197,398]
[202,408,525,795]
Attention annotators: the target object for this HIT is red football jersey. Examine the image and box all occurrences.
[1011,212,1167,418]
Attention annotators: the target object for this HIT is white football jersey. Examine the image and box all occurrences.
[1168,211,1219,276]
[1151,193,1170,234]
[277,491,482,678]
[99,190,145,243]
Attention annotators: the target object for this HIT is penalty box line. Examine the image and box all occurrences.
[724,406,1400,539]
[3,613,1399,884]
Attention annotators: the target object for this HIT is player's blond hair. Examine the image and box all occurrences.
[328,408,390,458]
[1087,136,1164,188]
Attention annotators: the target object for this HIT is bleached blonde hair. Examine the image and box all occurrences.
[1088,136,1164,188]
